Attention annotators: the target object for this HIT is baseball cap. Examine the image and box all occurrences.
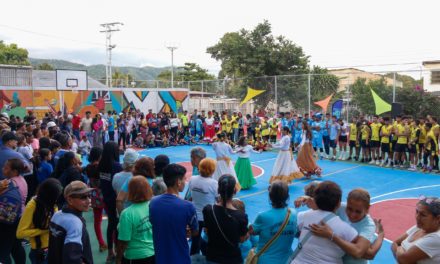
[2,131,18,143]
[64,181,93,198]
[47,121,57,128]
[123,148,139,166]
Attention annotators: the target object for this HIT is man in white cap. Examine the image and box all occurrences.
[48,180,93,264]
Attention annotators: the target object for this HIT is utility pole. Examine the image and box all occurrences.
[100,22,123,88]
[166,46,178,88]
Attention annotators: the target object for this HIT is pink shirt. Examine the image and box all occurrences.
[31,138,39,151]
[12,176,28,213]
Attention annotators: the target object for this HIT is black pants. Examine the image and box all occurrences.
[118,132,127,149]
[105,200,119,252]
[190,221,206,255]
[323,135,330,155]
[122,255,155,264]
[109,131,115,141]
[0,221,25,264]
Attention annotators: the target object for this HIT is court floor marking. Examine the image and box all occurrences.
[237,165,363,199]
[371,185,440,200]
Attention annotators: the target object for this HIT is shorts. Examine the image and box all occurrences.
[418,143,424,153]
[395,143,407,153]
[294,133,302,144]
[408,144,417,154]
[312,137,323,148]
[381,143,390,153]
[361,140,369,148]
[370,140,380,148]
[338,135,348,143]
[330,140,337,148]
[349,140,358,148]
[391,141,398,152]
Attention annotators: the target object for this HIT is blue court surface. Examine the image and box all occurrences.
[135,144,440,263]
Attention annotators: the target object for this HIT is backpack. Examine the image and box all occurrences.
[0,180,22,224]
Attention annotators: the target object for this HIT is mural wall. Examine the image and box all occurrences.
[0,89,189,119]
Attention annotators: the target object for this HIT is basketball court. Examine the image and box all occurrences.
[80,144,439,264]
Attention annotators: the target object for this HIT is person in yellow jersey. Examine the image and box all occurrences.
[269,117,279,144]
[423,122,438,172]
[418,117,427,167]
[379,117,392,167]
[360,121,371,163]
[220,115,227,134]
[225,115,234,141]
[394,116,410,168]
[390,115,402,167]
[254,122,261,139]
[347,117,359,161]
[407,119,421,171]
[369,115,382,165]
[429,116,440,171]
[232,112,240,142]
[261,116,270,142]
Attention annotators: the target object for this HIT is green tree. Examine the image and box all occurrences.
[207,20,338,108]
[0,41,30,65]
[35,62,54,70]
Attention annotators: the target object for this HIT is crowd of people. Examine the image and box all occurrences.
[0,107,439,264]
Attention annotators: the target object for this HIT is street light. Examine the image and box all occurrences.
[166,46,178,88]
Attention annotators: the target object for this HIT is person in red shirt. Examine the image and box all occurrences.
[146,109,153,120]
[72,113,82,141]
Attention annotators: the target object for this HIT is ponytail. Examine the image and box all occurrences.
[218,174,236,215]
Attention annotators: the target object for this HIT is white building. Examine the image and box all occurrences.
[422,60,440,93]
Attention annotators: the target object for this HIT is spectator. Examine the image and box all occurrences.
[16,178,63,264]
[154,154,170,179]
[99,141,123,262]
[0,131,30,180]
[36,148,53,184]
[188,158,218,255]
[190,147,207,176]
[149,164,198,264]
[48,181,94,264]
[249,180,297,264]
[84,147,107,252]
[112,149,138,195]
[392,196,440,263]
[116,176,155,264]
[202,174,249,264]
[290,181,357,264]
[0,158,28,264]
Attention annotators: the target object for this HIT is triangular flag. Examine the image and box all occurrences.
[240,87,266,106]
[370,89,391,115]
[313,94,333,113]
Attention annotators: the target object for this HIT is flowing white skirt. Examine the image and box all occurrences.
[212,159,241,191]
[270,150,303,183]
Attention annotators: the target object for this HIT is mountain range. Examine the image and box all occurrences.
[29,58,170,81]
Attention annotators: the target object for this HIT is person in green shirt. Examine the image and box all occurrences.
[116,176,154,264]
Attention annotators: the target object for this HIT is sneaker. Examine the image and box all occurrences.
[346,157,352,161]
[369,160,375,165]
[408,166,416,171]
[339,155,344,160]
[380,160,385,167]
[385,162,391,168]
[375,160,380,165]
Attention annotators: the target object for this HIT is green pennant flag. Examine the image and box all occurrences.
[370,89,391,115]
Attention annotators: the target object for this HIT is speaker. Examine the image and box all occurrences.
[391,103,403,118]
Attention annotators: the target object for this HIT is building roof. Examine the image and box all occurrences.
[423,60,440,65]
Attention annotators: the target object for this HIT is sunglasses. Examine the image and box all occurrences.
[71,194,91,200]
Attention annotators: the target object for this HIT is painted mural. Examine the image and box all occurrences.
[0,89,189,119]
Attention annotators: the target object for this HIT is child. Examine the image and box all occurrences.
[254,136,269,152]
[231,199,258,260]
[78,135,92,156]
[134,133,145,148]
[36,148,53,184]
[16,134,33,160]
[234,136,261,189]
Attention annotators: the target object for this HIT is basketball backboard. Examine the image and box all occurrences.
[56,69,88,90]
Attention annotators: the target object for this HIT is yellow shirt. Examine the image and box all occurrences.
[255,126,261,137]
[261,121,270,137]
[426,130,438,152]
[396,124,408,144]
[16,199,57,249]
[410,126,420,144]
[221,120,227,131]
[225,120,233,133]
[361,125,370,140]
[349,123,358,141]
[270,122,278,136]
[370,123,381,141]
[419,125,427,144]
[232,116,239,129]
[380,125,391,143]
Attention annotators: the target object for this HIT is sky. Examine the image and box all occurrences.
[1,0,439,79]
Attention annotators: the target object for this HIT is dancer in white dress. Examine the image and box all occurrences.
[212,132,241,191]
[269,127,303,183]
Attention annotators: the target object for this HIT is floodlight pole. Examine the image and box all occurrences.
[167,46,178,88]
[100,22,123,88]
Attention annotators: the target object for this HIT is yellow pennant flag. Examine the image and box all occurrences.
[371,89,391,115]
[240,87,266,106]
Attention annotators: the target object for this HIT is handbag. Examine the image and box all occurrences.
[245,209,291,264]
[0,180,22,224]
[287,212,336,263]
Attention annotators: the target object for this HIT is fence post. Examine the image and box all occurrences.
[274,76,278,113]
[308,73,311,115]
[393,72,396,103]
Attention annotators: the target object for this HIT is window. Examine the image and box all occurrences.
[431,71,440,84]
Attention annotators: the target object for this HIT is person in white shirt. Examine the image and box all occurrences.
[187,158,218,255]
[291,181,358,264]
[80,111,93,143]
[78,135,92,156]
[211,133,237,179]
[204,111,216,143]
[270,127,303,184]
[392,196,440,264]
